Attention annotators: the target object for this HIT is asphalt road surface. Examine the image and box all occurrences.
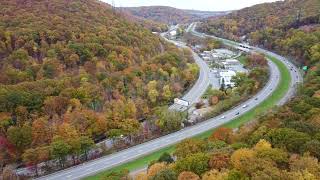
[163,36,210,111]
[36,24,302,180]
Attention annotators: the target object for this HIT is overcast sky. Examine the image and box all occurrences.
[101,0,281,11]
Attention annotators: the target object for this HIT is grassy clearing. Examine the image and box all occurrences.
[237,55,248,66]
[85,55,291,180]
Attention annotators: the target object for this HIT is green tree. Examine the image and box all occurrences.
[50,136,71,168]
[175,153,210,176]
[174,138,207,159]
[310,44,320,64]
[80,136,94,161]
[266,128,311,153]
[162,85,172,102]
[7,124,32,153]
[158,152,174,164]
[155,107,185,133]
[302,140,320,159]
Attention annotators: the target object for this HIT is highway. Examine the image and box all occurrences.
[36,24,302,180]
[188,22,302,105]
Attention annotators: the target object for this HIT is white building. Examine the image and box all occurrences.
[219,70,236,87]
[169,30,177,39]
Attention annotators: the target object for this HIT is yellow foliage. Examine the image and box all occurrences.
[147,162,167,178]
[202,169,228,180]
[254,139,272,152]
[231,148,256,170]
[134,172,148,180]
[178,171,200,180]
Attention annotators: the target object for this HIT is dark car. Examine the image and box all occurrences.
[236,112,240,115]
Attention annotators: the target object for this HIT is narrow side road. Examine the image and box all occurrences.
[163,36,210,111]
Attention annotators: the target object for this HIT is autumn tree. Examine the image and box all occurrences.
[209,152,230,170]
[147,80,159,103]
[31,117,52,146]
[174,153,210,176]
[230,148,256,171]
[174,139,207,159]
[162,85,172,102]
[209,127,233,143]
[147,163,167,179]
[22,146,49,176]
[246,53,267,68]
[178,171,200,180]
[151,169,177,180]
[202,169,229,180]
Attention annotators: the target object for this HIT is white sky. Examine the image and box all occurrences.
[101,0,281,11]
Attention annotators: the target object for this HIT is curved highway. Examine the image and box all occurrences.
[189,22,302,104]
[163,36,210,111]
[37,24,302,180]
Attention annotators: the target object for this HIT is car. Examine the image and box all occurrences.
[255,97,258,100]
[242,105,248,108]
[221,116,226,119]
[235,112,240,115]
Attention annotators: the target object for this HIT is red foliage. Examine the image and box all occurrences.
[210,127,233,143]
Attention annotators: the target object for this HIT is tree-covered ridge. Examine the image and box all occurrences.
[125,6,199,25]
[199,0,320,38]
[124,6,227,25]
[0,0,198,173]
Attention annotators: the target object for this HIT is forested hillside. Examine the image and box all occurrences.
[117,8,169,32]
[198,0,320,65]
[125,6,227,25]
[0,0,198,173]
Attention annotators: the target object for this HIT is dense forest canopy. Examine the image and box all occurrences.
[0,0,198,171]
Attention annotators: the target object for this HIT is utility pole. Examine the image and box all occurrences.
[296,8,302,22]
[111,0,116,14]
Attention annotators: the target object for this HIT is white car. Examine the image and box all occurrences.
[221,116,226,119]
[242,105,248,108]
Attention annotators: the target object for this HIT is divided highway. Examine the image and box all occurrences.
[189,22,302,105]
[37,24,302,180]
